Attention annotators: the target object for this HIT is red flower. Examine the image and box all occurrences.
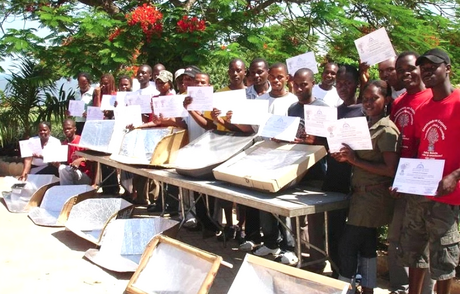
[108,28,122,42]
[126,4,163,42]
[176,15,206,33]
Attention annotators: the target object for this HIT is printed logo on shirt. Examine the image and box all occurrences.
[422,119,447,154]
[394,107,415,129]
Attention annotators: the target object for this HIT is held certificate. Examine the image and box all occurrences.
[286,51,319,75]
[326,117,372,153]
[230,99,269,125]
[100,94,117,110]
[260,115,300,142]
[354,27,396,66]
[152,95,188,118]
[43,145,68,163]
[392,158,445,196]
[68,100,85,117]
[304,105,337,137]
[126,93,152,114]
[19,138,42,158]
[212,89,246,115]
[187,86,214,111]
[86,106,104,120]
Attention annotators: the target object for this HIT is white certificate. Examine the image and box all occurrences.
[392,158,445,196]
[152,95,188,118]
[286,51,318,75]
[115,105,142,128]
[326,117,372,153]
[304,105,337,137]
[68,100,85,117]
[43,145,68,163]
[212,89,246,115]
[354,27,396,66]
[187,86,214,111]
[19,138,42,158]
[116,91,128,107]
[125,93,152,114]
[230,99,269,125]
[86,106,104,120]
[100,94,117,110]
[260,115,300,142]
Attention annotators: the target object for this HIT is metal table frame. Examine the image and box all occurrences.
[77,150,349,270]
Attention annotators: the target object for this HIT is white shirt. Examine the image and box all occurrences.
[256,92,298,115]
[312,84,342,107]
[135,84,159,97]
[74,87,95,122]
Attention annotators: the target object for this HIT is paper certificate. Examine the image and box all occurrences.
[187,86,214,111]
[43,145,68,163]
[86,106,104,120]
[125,93,152,114]
[286,51,319,75]
[230,99,269,125]
[68,100,85,117]
[152,95,188,118]
[19,138,42,158]
[115,105,142,128]
[116,92,128,107]
[326,117,373,153]
[304,105,337,137]
[392,158,445,196]
[100,94,117,110]
[354,27,396,66]
[212,89,246,115]
[260,115,300,142]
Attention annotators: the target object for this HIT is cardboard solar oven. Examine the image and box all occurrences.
[28,185,96,226]
[125,235,222,294]
[65,198,134,245]
[1,174,59,213]
[77,120,124,154]
[110,127,186,166]
[213,140,327,193]
[84,217,179,272]
[228,254,348,294]
[174,130,258,179]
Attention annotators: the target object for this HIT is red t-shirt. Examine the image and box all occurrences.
[390,88,432,158]
[63,135,93,180]
[413,88,460,204]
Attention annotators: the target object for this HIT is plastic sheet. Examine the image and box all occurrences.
[174,130,257,178]
[133,242,213,294]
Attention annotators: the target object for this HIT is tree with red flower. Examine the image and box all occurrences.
[125,4,163,42]
[177,15,206,33]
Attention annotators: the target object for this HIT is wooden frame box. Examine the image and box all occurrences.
[213,140,327,193]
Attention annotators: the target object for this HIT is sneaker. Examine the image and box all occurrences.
[253,245,281,257]
[183,218,197,229]
[238,240,255,252]
[278,251,299,266]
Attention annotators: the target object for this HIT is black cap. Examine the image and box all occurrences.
[416,48,451,66]
[183,65,201,78]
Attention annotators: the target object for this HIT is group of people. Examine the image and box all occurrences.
[18,47,460,294]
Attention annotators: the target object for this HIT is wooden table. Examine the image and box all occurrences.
[77,150,349,269]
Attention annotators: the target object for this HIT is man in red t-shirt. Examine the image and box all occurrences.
[399,48,460,294]
[59,119,93,185]
[389,51,435,294]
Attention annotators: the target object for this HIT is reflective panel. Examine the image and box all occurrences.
[28,185,95,226]
[65,198,134,245]
[78,120,117,153]
[228,254,348,294]
[2,174,59,213]
[110,128,172,165]
[84,218,179,272]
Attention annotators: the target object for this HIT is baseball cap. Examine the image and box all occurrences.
[416,48,451,66]
[156,70,173,83]
[174,69,185,80]
[183,65,201,78]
